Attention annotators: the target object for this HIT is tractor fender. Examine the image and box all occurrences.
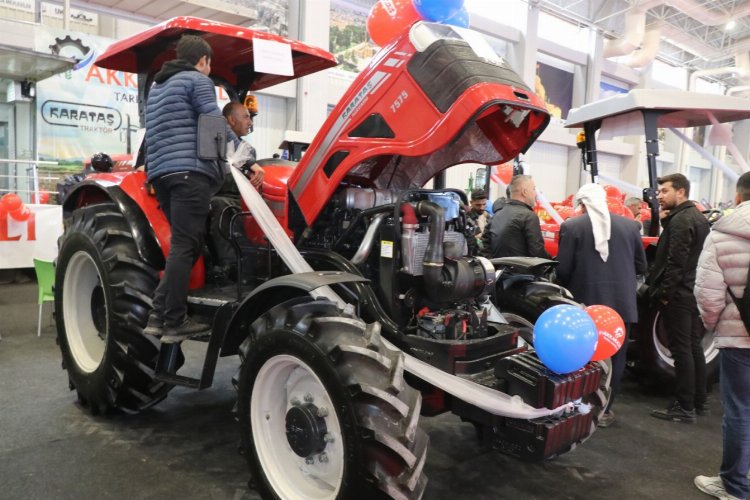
[63,179,166,270]
[221,271,370,355]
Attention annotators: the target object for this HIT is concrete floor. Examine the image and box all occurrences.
[0,279,724,500]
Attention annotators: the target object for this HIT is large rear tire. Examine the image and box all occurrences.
[633,303,719,385]
[236,297,428,499]
[55,203,181,414]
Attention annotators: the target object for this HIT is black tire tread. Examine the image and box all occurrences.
[56,203,178,413]
[238,298,428,499]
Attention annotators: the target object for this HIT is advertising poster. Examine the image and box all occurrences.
[0,204,63,268]
[330,0,376,73]
[535,62,574,120]
[34,27,138,170]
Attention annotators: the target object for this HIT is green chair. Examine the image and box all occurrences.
[33,259,55,337]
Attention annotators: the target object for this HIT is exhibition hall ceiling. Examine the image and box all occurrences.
[541,0,750,83]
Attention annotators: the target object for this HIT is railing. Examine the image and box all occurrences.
[0,159,60,203]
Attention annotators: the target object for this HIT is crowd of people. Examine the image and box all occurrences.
[472,171,750,500]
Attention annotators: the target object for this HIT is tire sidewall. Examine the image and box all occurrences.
[238,328,372,500]
[55,228,116,406]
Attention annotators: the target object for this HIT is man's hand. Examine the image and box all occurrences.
[659,209,670,220]
[247,163,265,189]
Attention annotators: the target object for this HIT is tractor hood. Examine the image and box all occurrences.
[95,16,337,91]
[289,22,550,225]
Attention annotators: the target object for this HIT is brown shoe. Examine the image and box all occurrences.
[598,410,615,428]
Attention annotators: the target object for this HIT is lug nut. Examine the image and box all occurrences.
[305,456,314,465]
[304,393,314,403]
[319,453,328,463]
[317,407,328,418]
[290,397,301,407]
[323,433,334,443]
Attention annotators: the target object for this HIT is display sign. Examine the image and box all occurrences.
[0,205,63,269]
[41,2,99,27]
[34,27,138,169]
[0,0,34,14]
[535,62,574,120]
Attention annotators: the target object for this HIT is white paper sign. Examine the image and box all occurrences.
[253,37,294,77]
[0,204,63,269]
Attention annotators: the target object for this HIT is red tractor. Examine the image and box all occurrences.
[55,17,609,499]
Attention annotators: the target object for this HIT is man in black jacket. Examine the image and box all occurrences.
[556,184,647,427]
[486,175,550,259]
[649,173,710,423]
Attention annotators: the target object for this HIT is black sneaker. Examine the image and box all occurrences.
[161,317,211,343]
[143,312,164,337]
[651,401,697,423]
[696,402,711,416]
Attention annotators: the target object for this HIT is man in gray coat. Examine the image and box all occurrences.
[694,172,750,500]
[144,35,222,341]
[556,183,647,427]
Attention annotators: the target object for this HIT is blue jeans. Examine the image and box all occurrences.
[720,348,750,499]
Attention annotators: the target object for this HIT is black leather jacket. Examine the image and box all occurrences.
[647,201,710,305]
[486,199,550,259]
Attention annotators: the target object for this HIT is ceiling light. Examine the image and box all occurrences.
[725,20,737,31]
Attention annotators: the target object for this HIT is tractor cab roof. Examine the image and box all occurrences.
[566,88,750,129]
[95,16,337,92]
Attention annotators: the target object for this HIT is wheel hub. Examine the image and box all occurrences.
[285,403,328,457]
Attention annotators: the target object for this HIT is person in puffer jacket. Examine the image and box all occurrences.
[143,34,222,342]
[693,172,750,500]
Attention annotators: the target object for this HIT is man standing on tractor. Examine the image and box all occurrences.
[206,101,265,281]
[143,35,223,341]
[649,173,710,423]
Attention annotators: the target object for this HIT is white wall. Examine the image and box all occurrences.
[525,142,569,201]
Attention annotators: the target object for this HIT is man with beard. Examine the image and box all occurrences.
[648,173,710,423]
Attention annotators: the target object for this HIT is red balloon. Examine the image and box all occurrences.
[1,193,22,211]
[33,192,50,204]
[585,305,626,362]
[9,205,30,222]
[367,0,423,47]
[496,162,513,185]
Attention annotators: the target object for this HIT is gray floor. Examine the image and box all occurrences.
[0,279,723,500]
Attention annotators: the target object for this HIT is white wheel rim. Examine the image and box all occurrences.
[251,354,344,499]
[62,250,107,373]
[652,309,719,368]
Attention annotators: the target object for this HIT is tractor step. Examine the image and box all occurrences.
[153,301,236,389]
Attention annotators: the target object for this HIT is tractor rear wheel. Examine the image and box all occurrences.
[236,297,428,499]
[55,203,181,414]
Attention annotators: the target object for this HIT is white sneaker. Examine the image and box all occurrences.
[694,475,743,500]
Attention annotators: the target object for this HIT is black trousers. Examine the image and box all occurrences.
[606,322,633,412]
[662,302,707,410]
[208,194,241,271]
[152,172,212,326]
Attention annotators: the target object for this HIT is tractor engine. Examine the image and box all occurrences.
[304,186,496,340]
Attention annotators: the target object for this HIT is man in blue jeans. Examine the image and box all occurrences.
[694,172,750,500]
[143,35,224,342]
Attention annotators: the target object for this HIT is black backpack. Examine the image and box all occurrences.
[727,266,750,333]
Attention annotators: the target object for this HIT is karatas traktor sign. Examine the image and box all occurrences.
[41,100,122,132]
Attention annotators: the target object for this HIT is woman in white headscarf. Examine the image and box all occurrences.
[556,183,647,428]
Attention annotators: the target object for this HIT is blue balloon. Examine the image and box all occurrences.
[444,6,470,28]
[413,0,464,22]
[533,305,598,374]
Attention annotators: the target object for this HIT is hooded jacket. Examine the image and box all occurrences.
[695,201,750,348]
[145,59,223,186]
[647,200,710,305]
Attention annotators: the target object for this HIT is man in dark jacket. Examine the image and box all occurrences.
[556,184,647,427]
[143,35,222,341]
[648,173,711,423]
[486,175,550,259]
